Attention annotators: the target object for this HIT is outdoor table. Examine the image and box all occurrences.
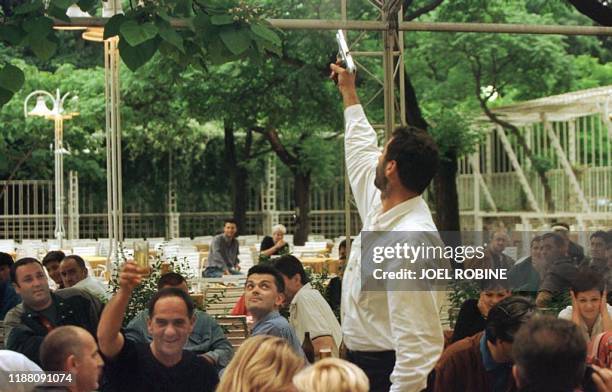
[301,257,340,274]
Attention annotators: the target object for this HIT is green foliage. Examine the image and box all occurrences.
[448,279,479,325]
[0,0,282,105]
[108,254,195,326]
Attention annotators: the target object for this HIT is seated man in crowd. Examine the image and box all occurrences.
[42,251,65,290]
[536,232,578,308]
[508,236,546,293]
[125,272,233,371]
[552,222,585,265]
[433,296,536,392]
[4,258,103,365]
[583,231,610,273]
[558,269,612,342]
[60,255,109,301]
[0,252,20,320]
[39,326,104,392]
[274,255,342,356]
[512,316,589,392]
[97,262,219,392]
[451,279,512,343]
[465,229,515,271]
[203,219,241,278]
[244,265,304,357]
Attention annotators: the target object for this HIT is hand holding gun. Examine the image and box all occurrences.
[335,29,355,74]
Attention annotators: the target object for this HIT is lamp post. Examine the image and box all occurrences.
[24,89,78,248]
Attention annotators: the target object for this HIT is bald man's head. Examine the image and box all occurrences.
[40,326,104,392]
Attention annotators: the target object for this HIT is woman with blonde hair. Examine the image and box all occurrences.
[217,335,304,392]
[292,358,369,392]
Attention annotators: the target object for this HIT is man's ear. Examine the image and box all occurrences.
[65,354,77,372]
[291,274,301,286]
[275,292,286,307]
[385,160,396,176]
[147,316,153,335]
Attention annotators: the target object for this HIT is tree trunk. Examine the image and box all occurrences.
[400,68,461,231]
[293,171,311,246]
[224,121,248,234]
[433,150,462,248]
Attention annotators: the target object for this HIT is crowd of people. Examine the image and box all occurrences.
[0,61,610,392]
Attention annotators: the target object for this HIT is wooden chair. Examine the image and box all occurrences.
[214,315,249,349]
[204,286,244,316]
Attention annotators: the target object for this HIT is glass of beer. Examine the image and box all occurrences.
[133,240,149,273]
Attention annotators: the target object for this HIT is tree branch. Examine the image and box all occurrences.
[404,0,445,21]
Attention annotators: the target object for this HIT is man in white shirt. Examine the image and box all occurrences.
[60,255,109,301]
[330,62,444,392]
[274,255,342,356]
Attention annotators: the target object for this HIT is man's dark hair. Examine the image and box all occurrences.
[274,255,308,285]
[247,265,285,294]
[590,230,610,244]
[339,239,347,250]
[224,218,238,226]
[147,287,195,319]
[0,252,14,268]
[541,232,565,248]
[486,296,536,344]
[40,326,85,371]
[513,316,586,391]
[530,235,542,246]
[157,272,186,290]
[386,126,439,194]
[570,269,604,294]
[42,250,65,267]
[63,255,87,271]
[479,278,512,292]
[11,257,43,285]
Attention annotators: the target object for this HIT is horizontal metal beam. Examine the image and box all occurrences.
[56,18,612,36]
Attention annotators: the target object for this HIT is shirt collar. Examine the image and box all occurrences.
[290,282,312,306]
[370,195,424,229]
[253,310,281,328]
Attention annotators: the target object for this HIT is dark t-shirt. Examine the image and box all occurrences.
[260,236,289,255]
[451,299,486,343]
[102,339,219,392]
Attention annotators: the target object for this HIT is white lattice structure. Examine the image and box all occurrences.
[459,85,612,230]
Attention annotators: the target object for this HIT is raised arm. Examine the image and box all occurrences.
[97,262,145,359]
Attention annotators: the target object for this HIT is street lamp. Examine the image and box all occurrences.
[24,89,79,248]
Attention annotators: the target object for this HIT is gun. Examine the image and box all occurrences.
[336,29,356,74]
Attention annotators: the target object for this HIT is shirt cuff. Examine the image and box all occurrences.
[344,104,364,122]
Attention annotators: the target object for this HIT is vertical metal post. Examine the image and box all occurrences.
[54,115,65,248]
[67,170,79,239]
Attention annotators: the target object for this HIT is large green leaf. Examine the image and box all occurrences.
[46,4,71,22]
[250,23,281,47]
[50,0,72,10]
[22,16,54,36]
[0,64,25,93]
[219,27,250,56]
[210,14,234,25]
[104,14,126,39]
[120,20,158,47]
[14,0,43,15]
[0,25,25,45]
[0,87,14,106]
[191,13,211,34]
[157,21,184,53]
[29,35,57,60]
[118,37,160,71]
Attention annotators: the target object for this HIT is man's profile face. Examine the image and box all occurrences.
[245,273,284,316]
[45,261,62,285]
[590,236,606,260]
[147,296,195,358]
[541,237,564,264]
[60,258,87,288]
[223,222,237,239]
[73,331,104,392]
[14,262,51,309]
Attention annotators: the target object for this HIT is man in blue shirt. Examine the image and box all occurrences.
[245,265,304,357]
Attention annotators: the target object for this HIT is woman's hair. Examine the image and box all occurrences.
[293,358,369,392]
[217,335,304,392]
[271,224,287,234]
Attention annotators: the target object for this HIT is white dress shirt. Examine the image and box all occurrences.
[289,282,343,356]
[341,104,444,392]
